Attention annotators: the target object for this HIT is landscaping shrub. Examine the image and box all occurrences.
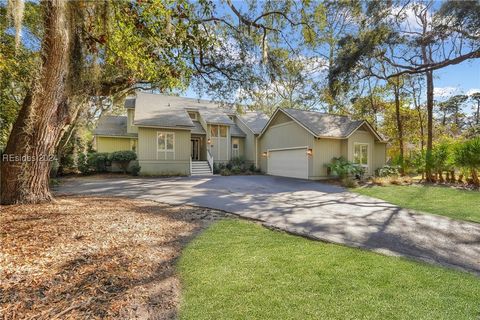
[77,152,110,175]
[109,150,137,173]
[454,137,480,187]
[220,169,231,176]
[341,177,358,188]
[327,157,364,179]
[213,163,220,174]
[130,162,141,176]
[375,165,400,177]
[231,165,242,174]
[78,153,90,174]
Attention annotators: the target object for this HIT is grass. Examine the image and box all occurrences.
[178,219,480,320]
[352,185,480,223]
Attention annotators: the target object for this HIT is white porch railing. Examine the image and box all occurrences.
[207,150,213,172]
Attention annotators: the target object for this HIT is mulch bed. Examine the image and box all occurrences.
[1,196,226,319]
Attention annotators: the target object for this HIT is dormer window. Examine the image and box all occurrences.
[188,112,197,121]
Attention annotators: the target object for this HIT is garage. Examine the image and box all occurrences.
[267,147,308,179]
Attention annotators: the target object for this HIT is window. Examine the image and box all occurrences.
[219,126,227,137]
[157,132,174,151]
[210,126,218,137]
[353,143,368,166]
[188,112,197,120]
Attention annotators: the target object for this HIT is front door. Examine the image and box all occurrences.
[191,138,200,160]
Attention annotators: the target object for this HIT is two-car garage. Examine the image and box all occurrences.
[266,147,309,179]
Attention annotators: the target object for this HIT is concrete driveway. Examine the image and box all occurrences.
[56,175,480,275]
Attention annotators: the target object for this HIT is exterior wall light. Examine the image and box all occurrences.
[261,152,268,157]
[207,138,211,144]
[307,148,313,156]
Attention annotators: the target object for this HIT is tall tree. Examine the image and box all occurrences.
[329,0,480,181]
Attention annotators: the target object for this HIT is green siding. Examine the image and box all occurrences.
[373,142,387,173]
[96,136,135,153]
[311,138,342,178]
[235,118,257,163]
[207,124,229,162]
[127,109,138,134]
[137,127,191,175]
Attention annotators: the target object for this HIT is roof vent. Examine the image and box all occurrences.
[167,103,171,107]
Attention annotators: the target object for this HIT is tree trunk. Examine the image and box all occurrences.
[425,69,434,182]
[476,101,479,125]
[393,81,405,175]
[0,0,70,204]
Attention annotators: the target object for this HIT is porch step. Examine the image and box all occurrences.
[191,161,213,176]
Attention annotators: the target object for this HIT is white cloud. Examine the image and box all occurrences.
[466,88,480,96]
[434,87,459,99]
[391,3,432,33]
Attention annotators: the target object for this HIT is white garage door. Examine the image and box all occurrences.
[267,148,308,179]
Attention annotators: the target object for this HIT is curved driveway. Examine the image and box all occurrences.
[56,175,480,275]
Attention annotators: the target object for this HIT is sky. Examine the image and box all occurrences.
[181,1,480,104]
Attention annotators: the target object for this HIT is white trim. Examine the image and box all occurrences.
[134,124,193,130]
[156,131,175,160]
[353,142,369,171]
[267,146,309,152]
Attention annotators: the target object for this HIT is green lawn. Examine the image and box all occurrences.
[352,185,480,223]
[178,219,480,320]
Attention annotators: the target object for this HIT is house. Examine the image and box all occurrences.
[257,108,387,179]
[94,92,269,175]
[94,92,387,178]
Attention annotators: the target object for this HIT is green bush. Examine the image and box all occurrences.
[326,157,364,179]
[130,162,141,176]
[231,165,241,174]
[78,153,90,174]
[454,137,480,186]
[109,150,137,173]
[213,163,220,174]
[220,169,231,176]
[77,152,110,175]
[375,165,400,177]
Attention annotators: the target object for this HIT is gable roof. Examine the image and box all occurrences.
[133,92,239,127]
[94,116,138,137]
[261,108,385,141]
[237,111,269,134]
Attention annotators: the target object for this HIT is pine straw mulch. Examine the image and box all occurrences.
[0,196,227,320]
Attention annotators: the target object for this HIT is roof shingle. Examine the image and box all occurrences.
[94,116,138,137]
[238,111,269,134]
[281,108,366,138]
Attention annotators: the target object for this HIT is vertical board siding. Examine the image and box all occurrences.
[96,137,133,153]
[138,127,190,161]
[347,131,375,175]
[127,109,138,134]
[312,138,342,178]
[373,143,387,172]
[235,118,256,162]
[207,124,229,162]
